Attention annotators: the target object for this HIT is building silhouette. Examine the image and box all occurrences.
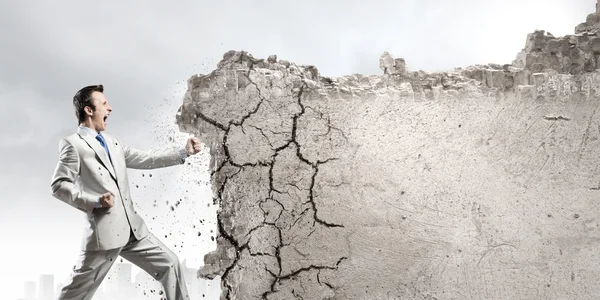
[23,281,36,300]
[96,262,131,299]
[38,274,54,300]
[54,281,63,300]
[18,261,219,300]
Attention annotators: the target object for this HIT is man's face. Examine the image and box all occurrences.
[88,91,112,132]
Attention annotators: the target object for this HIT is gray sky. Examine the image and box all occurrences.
[0,0,592,299]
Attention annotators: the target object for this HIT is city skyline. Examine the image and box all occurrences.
[17,261,219,300]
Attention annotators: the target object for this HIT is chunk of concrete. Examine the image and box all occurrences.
[176,3,600,299]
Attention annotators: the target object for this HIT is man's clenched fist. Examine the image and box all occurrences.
[185,137,202,155]
[100,192,114,208]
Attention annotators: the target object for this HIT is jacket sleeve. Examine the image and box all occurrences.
[50,138,99,214]
[117,137,187,169]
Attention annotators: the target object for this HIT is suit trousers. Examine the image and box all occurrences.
[58,230,190,300]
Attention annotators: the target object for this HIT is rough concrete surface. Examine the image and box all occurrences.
[176,3,600,299]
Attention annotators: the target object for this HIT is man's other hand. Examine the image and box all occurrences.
[100,192,114,208]
[185,137,202,155]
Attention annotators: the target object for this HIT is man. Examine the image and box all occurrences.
[50,84,201,300]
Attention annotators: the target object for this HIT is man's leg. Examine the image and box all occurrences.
[58,248,121,300]
[120,233,190,300]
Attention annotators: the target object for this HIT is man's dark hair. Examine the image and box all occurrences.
[73,85,104,124]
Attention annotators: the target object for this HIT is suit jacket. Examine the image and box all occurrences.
[50,126,185,251]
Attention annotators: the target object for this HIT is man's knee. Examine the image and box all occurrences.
[155,252,182,279]
[168,252,182,272]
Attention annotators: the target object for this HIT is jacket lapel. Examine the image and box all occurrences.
[77,128,117,181]
[103,133,121,181]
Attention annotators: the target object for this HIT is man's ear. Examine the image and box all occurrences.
[84,106,93,116]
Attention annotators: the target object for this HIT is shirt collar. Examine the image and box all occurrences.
[78,125,100,137]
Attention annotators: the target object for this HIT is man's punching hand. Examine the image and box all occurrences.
[99,192,114,208]
[185,137,202,155]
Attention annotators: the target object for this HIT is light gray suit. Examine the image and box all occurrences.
[51,126,191,300]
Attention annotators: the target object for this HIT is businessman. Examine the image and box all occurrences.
[51,84,201,300]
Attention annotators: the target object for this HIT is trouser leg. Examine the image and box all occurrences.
[57,248,121,300]
[119,232,190,300]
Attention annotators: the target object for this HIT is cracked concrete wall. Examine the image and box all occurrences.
[176,3,600,299]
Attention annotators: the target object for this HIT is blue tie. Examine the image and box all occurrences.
[95,134,112,163]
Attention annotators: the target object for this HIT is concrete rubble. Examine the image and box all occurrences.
[176,2,600,299]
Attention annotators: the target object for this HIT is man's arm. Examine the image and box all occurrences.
[50,139,101,214]
[119,136,201,169]
[121,144,188,169]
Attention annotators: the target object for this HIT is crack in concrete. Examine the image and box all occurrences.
[213,165,241,205]
[268,161,283,194]
[307,161,344,228]
[249,124,276,149]
[181,52,354,297]
[543,115,571,121]
[290,207,311,228]
[216,217,241,300]
[316,270,334,289]
[258,80,346,299]
[231,70,265,128]
[201,67,348,298]
[306,106,350,142]
[260,197,285,224]
[195,111,228,131]
[263,257,348,299]
[279,256,347,280]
